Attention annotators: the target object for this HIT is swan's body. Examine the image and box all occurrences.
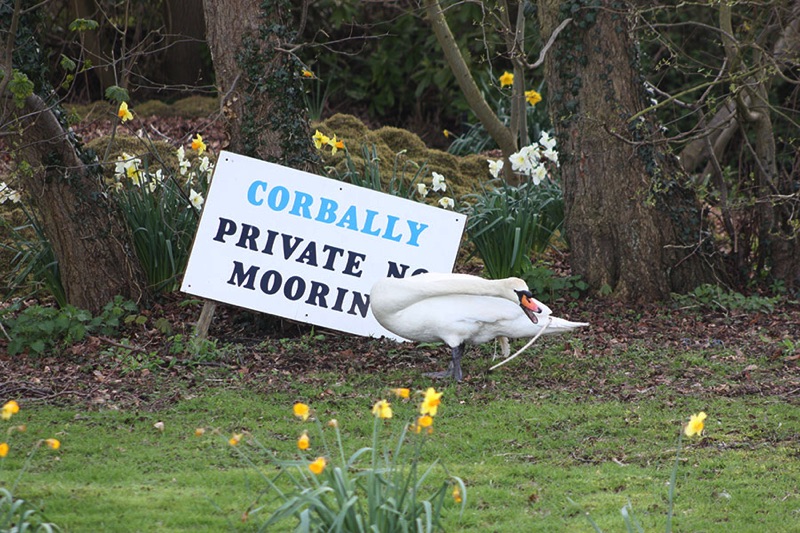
[370,273,588,380]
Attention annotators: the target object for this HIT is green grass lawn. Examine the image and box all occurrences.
[4,362,799,532]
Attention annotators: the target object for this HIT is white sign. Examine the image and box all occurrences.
[181,151,466,338]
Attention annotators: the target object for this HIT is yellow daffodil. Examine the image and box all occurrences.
[420,387,443,417]
[297,431,310,450]
[391,388,410,399]
[525,89,542,106]
[372,399,393,419]
[312,130,330,150]
[301,69,314,78]
[309,456,327,475]
[0,442,8,458]
[328,134,343,155]
[117,101,133,122]
[684,412,707,437]
[229,433,242,446]
[452,485,462,503]
[443,129,451,138]
[194,428,206,437]
[499,71,514,87]
[191,134,207,155]
[293,402,310,421]
[412,414,434,434]
[44,438,60,450]
[2,400,20,420]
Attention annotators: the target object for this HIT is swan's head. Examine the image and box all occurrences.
[514,289,550,324]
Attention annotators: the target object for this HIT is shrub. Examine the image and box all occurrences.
[465,179,563,279]
[1,296,137,356]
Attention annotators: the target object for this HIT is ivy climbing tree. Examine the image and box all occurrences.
[537,0,716,301]
[0,0,147,313]
[202,0,316,171]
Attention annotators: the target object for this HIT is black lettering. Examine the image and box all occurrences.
[342,251,366,278]
[259,270,281,294]
[296,241,318,266]
[284,276,306,301]
[305,281,329,307]
[236,223,260,250]
[227,261,259,289]
[281,234,304,260]
[321,245,345,271]
[213,218,237,243]
[331,287,348,312]
[347,292,370,317]
[261,229,279,255]
[386,261,409,278]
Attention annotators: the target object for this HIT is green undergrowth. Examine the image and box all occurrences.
[6,379,799,532]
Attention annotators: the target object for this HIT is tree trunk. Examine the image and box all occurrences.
[537,0,715,302]
[202,0,315,171]
[160,0,210,88]
[10,94,147,312]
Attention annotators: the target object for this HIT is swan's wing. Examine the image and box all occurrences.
[384,295,529,346]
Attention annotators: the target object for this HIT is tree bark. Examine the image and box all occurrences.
[10,94,147,312]
[537,0,715,302]
[160,0,210,88]
[202,0,314,171]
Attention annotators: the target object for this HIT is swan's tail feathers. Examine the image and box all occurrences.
[544,317,589,334]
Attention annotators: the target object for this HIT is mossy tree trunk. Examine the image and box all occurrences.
[9,96,147,312]
[202,0,315,171]
[537,0,715,302]
[2,3,147,314]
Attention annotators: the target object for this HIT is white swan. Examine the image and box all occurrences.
[370,273,588,381]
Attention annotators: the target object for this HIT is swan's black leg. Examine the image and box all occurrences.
[423,343,465,380]
[451,343,464,382]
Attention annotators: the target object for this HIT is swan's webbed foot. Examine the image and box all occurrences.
[424,344,465,381]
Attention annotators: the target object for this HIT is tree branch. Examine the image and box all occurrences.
[424,0,517,158]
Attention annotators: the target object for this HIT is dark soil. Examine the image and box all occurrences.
[2,293,798,411]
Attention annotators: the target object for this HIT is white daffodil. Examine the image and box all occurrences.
[542,148,559,166]
[189,189,205,210]
[531,163,548,185]
[539,131,557,151]
[431,171,447,192]
[438,197,454,209]
[417,183,429,197]
[488,159,504,178]
[509,151,530,174]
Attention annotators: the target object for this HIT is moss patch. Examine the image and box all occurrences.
[315,114,491,201]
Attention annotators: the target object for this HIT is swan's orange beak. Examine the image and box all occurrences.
[515,290,542,324]
[519,294,542,313]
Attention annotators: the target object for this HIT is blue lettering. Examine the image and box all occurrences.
[289,191,314,219]
[336,205,359,231]
[247,181,267,206]
[316,197,338,223]
[406,221,428,247]
[267,186,290,211]
[381,215,403,242]
[360,209,381,236]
